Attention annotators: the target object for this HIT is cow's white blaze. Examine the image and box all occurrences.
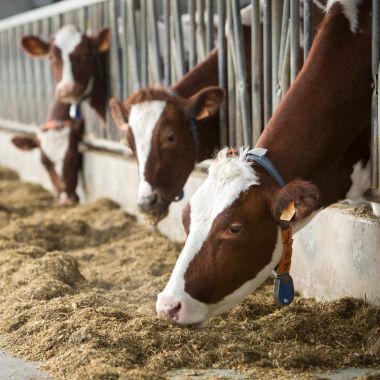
[128,101,166,200]
[54,25,82,87]
[157,148,283,324]
[38,127,71,178]
[326,0,362,33]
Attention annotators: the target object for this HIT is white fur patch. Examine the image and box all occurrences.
[128,101,166,200]
[157,147,263,324]
[326,0,362,33]
[346,160,371,200]
[38,127,71,177]
[54,25,82,86]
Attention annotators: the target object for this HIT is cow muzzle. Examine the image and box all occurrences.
[56,82,84,103]
[156,290,208,326]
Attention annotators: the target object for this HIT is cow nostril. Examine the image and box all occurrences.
[148,193,158,205]
[168,302,181,320]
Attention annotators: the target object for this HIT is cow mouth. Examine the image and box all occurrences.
[139,201,169,225]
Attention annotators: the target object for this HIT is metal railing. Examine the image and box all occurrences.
[0,0,379,199]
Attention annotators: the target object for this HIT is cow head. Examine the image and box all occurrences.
[109,87,224,222]
[21,25,110,103]
[12,119,84,205]
[156,148,319,325]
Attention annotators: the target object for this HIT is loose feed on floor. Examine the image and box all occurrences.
[0,166,378,379]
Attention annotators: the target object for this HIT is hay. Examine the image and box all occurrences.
[0,166,378,379]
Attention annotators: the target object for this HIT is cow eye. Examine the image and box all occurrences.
[167,131,175,142]
[229,224,242,234]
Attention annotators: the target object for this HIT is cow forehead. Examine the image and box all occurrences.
[54,25,82,55]
[129,100,166,178]
[189,149,259,238]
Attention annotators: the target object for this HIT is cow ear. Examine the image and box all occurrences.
[185,86,224,121]
[21,36,50,57]
[92,28,111,53]
[271,180,320,223]
[109,98,129,131]
[12,135,40,151]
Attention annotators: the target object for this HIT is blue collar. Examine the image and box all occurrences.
[246,148,285,188]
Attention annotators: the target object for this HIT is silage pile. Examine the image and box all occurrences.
[0,166,378,380]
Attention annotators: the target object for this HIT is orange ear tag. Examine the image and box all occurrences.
[280,202,296,221]
[196,107,210,120]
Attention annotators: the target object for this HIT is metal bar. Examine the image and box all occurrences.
[163,0,171,86]
[140,0,148,86]
[252,0,262,145]
[196,0,206,61]
[303,0,312,61]
[148,0,162,84]
[280,19,291,97]
[173,0,186,77]
[290,0,299,82]
[217,0,227,146]
[263,0,272,126]
[188,0,196,68]
[206,0,214,53]
[127,0,141,90]
[231,0,251,146]
[271,0,282,111]
[371,0,380,189]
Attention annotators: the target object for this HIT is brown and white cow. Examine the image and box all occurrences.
[12,25,110,204]
[156,0,377,325]
[109,26,251,222]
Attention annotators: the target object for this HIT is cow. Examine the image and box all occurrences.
[109,26,251,222]
[156,0,377,326]
[11,25,110,204]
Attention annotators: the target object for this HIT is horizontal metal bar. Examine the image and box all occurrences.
[0,0,107,31]
[0,119,39,134]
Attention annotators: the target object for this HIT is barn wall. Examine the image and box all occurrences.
[1,127,379,305]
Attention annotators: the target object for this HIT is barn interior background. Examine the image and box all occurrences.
[0,0,379,300]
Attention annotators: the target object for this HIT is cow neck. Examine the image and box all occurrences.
[256,0,371,206]
[87,51,108,121]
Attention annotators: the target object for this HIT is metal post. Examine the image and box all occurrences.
[368,0,380,203]
[217,0,227,146]
[173,0,186,77]
[271,0,281,111]
[252,0,262,145]
[164,0,171,86]
[290,0,299,82]
[303,0,312,61]
[127,0,141,90]
[231,0,251,146]
[140,0,148,87]
[263,0,272,126]
[277,0,289,103]
[148,0,162,84]
[206,0,213,54]
[188,0,196,68]
[196,0,206,61]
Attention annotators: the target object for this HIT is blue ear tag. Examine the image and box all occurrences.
[174,189,184,202]
[70,104,82,120]
[273,273,294,306]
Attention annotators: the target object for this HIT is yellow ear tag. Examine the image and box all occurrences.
[196,107,210,120]
[280,202,296,221]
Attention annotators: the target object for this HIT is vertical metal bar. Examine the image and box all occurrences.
[196,0,206,61]
[206,0,214,54]
[148,0,162,83]
[280,20,291,97]
[290,0,299,82]
[217,0,227,146]
[263,0,272,126]
[188,0,197,68]
[303,0,312,61]
[127,0,141,90]
[164,0,171,86]
[271,0,281,111]
[231,0,251,146]
[173,0,186,77]
[140,0,148,87]
[252,0,262,145]
[371,0,380,190]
